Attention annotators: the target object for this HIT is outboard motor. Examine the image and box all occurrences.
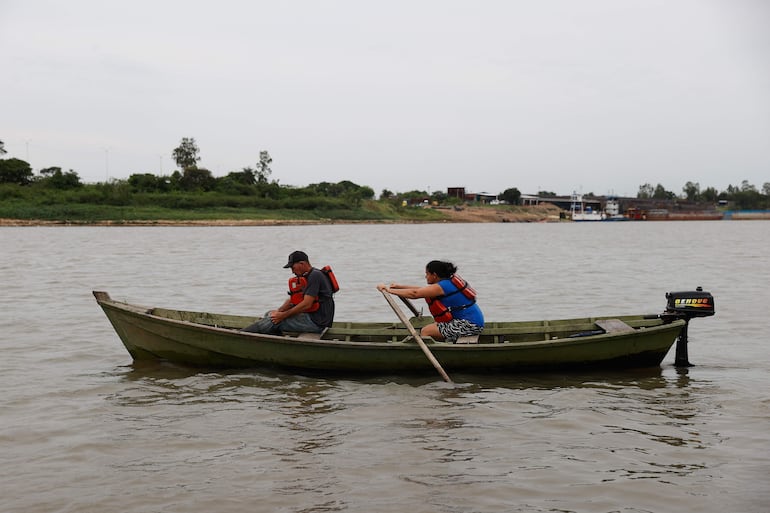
[663,287,715,367]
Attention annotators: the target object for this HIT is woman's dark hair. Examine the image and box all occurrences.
[426,260,457,279]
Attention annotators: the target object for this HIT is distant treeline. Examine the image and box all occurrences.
[0,166,379,213]
[0,147,770,213]
[1,161,769,211]
[0,135,768,211]
[598,181,770,210]
[0,143,450,221]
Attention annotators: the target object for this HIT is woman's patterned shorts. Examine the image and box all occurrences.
[437,318,483,343]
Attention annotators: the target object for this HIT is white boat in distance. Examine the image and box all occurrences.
[603,198,629,221]
[570,192,605,221]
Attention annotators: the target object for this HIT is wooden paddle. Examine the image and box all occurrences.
[398,295,422,317]
[380,289,452,383]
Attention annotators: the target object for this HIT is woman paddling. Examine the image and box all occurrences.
[378,260,484,343]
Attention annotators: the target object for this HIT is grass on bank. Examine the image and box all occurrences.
[0,191,450,223]
[1,183,557,224]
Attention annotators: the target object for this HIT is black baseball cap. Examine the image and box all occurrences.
[283,250,309,268]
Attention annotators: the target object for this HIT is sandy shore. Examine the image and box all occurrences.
[0,205,564,226]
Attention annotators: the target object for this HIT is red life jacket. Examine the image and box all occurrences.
[288,275,318,312]
[426,274,477,323]
[287,265,339,312]
[321,265,340,293]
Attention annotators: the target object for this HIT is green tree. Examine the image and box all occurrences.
[256,150,272,183]
[653,184,675,200]
[179,167,215,191]
[637,183,654,199]
[128,173,171,193]
[172,137,200,170]
[229,167,257,186]
[346,185,374,206]
[39,167,82,189]
[169,170,183,190]
[729,183,764,209]
[0,158,33,185]
[683,181,700,202]
[500,187,521,205]
[430,190,447,204]
[255,180,282,199]
[701,186,719,203]
[304,180,374,203]
[740,180,757,193]
[215,168,257,195]
[0,139,6,155]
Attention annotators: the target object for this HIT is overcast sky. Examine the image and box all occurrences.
[2,0,768,197]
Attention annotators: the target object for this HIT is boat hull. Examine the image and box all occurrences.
[94,292,686,375]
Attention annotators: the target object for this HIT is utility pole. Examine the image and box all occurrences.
[104,148,110,182]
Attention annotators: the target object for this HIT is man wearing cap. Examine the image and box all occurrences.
[242,250,335,335]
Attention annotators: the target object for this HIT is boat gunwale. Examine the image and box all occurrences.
[94,292,686,351]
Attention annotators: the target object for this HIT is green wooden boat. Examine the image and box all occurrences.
[93,289,714,375]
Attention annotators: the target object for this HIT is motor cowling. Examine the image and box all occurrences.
[660,287,715,368]
[665,287,715,319]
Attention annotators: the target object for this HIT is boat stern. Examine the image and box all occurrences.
[662,287,715,367]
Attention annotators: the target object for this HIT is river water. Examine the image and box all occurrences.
[1,221,768,512]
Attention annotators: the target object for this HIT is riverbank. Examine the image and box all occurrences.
[0,204,565,226]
